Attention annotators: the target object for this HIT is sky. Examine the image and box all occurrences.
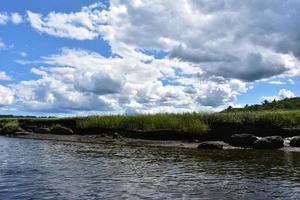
[0,0,300,116]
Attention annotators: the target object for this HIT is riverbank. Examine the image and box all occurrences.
[3,132,300,152]
[3,111,300,138]
[1,111,300,150]
[3,132,201,149]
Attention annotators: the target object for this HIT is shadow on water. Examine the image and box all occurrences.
[0,136,300,199]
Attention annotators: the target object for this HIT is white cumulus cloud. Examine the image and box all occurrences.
[278,89,295,99]
[263,89,295,101]
[10,48,247,113]
[0,12,23,25]
[25,1,300,81]
[0,12,9,24]
[7,1,300,114]
[26,3,107,40]
[11,13,23,24]
[0,71,12,81]
[0,85,14,106]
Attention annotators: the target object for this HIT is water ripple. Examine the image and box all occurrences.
[0,136,300,199]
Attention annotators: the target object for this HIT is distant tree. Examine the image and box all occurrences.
[226,106,233,111]
[262,100,269,105]
[221,97,300,112]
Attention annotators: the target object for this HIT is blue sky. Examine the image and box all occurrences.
[0,0,299,116]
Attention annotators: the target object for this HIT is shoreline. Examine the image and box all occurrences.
[2,132,201,149]
[1,111,300,151]
[2,132,300,152]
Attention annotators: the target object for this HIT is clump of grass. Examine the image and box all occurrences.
[76,113,209,134]
[1,120,20,133]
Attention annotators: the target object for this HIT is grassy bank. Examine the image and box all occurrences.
[76,113,208,133]
[1,110,300,140]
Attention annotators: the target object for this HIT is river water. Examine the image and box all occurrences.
[0,136,300,199]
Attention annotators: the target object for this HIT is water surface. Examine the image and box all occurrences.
[0,136,300,199]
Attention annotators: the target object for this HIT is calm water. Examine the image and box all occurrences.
[0,136,300,200]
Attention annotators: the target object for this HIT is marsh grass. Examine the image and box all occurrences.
[203,110,300,127]
[75,113,209,134]
[0,120,20,132]
[2,120,19,129]
[75,110,300,134]
[1,110,300,137]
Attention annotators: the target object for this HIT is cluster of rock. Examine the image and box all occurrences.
[28,126,74,135]
[0,125,24,135]
[290,136,300,147]
[198,133,300,150]
[0,124,74,136]
[229,134,284,149]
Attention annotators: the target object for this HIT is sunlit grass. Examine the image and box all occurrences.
[74,110,300,134]
[75,113,209,134]
[203,110,300,127]
[2,120,19,129]
[2,110,300,136]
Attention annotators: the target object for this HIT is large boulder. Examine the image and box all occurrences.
[290,136,300,147]
[229,133,257,147]
[50,126,73,135]
[254,136,284,149]
[197,141,224,150]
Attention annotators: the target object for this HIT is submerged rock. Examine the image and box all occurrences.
[290,136,300,147]
[197,141,225,150]
[50,126,73,135]
[229,133,257,147]
[254,136,284,149]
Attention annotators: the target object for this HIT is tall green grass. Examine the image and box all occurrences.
[76,110,300,134]
[2,110,300,136]
[76,113,209,134]
[203,110,300,127]
[1,120,19,130]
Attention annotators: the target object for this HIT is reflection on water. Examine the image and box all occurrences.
[0,136,300,199]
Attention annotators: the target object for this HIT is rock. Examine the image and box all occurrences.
[188,139,200,143]
[290,136,300,147]
[197,141,225,150]
[34,127,51,134]
[22,125,38,132]
[14,131,30,136]
[254,136,284,149]
[229,133,257,147]
[50,126,73,135]
[112,132,121,139]
[2,127,23,134]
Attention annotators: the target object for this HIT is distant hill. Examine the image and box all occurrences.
[223,97,300,112]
